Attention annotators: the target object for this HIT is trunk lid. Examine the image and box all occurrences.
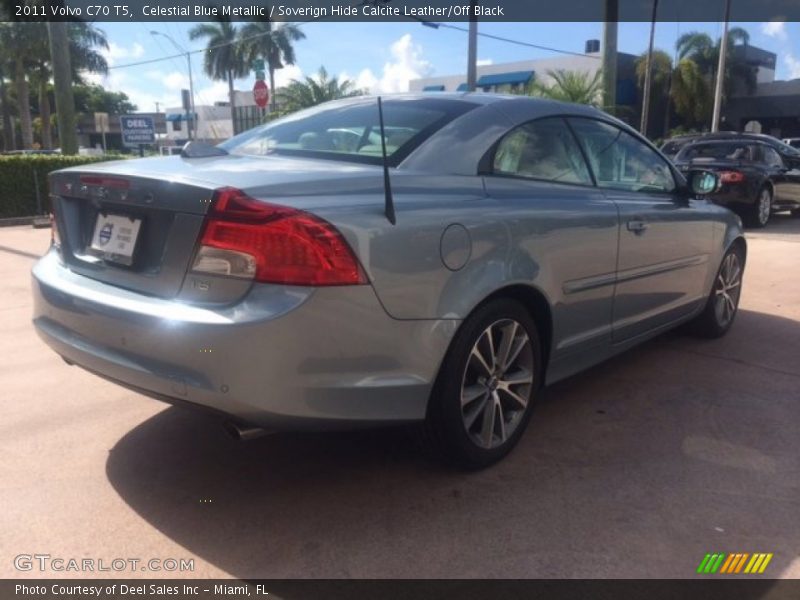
[50,154,384,300]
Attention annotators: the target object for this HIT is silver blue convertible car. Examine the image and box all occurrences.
[33,94,745,467]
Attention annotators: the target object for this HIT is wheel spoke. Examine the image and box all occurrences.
[501,368,533,387]
[462,384,487,407]
[495,321,518,372]
[479,393,496,447]
[463,394,489,430]
[498,386,529,411]
[494,397,506,443]
[505,335,528,372]
[470,345,493,377]
[483,325,497,371]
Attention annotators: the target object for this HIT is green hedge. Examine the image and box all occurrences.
[0,154,128,219]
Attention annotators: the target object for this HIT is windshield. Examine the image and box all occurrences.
[219,97,477,166]
[678,142,758,162]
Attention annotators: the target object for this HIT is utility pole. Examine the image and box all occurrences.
[466,0,478,91]
[151,31,196,140]
[640,0,659,136]
[711,0,731,132]
[48,22,78,155]
[602,0,618,112]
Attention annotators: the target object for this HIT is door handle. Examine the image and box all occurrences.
[627,219,649,234]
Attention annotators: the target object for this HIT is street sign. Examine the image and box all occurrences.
[253,80,269,109]
[252,59,265,72]
[120,115,156,147]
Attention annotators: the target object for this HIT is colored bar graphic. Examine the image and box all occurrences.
[710,553,726,573]
[698,552,773,575]
[697,554,712,574]
[759,554,773,573]
[735,553,749,573]
[719,554,736,574]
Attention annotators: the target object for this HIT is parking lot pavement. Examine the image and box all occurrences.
[1,217,799,580]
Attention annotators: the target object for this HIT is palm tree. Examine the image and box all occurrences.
[527,69,603,106]
[676,27,756,100]
[240,20,306,111]
[29,22,108,149]
[635,49,674,136]
[0,62,13,151]
[189,18,246,127]
[0,23,37,149]
[277,67,363,112]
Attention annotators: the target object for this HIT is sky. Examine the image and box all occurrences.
[89,20,800,113]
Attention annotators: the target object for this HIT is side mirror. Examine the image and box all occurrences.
[687,170,720,196]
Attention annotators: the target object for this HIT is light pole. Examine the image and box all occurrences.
[711,0,732,133]
[640,0,659,136]
[150,31,196,141]
[466,1,478,91]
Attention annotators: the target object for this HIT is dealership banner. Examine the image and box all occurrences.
[5,580,800,600]
[3,0,800,22]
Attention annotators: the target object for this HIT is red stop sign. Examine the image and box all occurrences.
[253,80,269,108]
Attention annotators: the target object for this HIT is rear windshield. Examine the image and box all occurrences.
[219,97,476,166]
[678,142,758,162]
[661,139,690,155]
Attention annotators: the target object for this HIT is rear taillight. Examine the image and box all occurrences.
[191,187,367,286]
[719,171,745,184]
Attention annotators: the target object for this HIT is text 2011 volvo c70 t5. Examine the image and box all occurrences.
[33,94,745,467]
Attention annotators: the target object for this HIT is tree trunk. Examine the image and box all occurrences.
[39,74,53,150]
[0,72,15,151]
[269,66,276,112]
[15,59,34,149]
[228,71,237,135]
[48,22,78,155]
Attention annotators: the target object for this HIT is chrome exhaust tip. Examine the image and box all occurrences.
[223,422,273,441]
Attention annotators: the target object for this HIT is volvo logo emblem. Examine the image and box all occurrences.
[98,223,113,246]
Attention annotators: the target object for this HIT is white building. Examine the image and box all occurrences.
[164,103,234,144]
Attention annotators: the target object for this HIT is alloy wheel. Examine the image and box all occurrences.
[460,319,534,449]
[714,252,742,327]
[758,189,772,226]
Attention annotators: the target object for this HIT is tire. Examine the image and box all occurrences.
[689,245,745,338]
[421,298,542,469]
[745,186,772,228]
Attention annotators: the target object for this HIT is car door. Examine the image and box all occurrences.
[567,117,715,342]
[764,146,800,206]
[481,117,620,372]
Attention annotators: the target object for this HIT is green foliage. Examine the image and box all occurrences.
[73,84,137,115]
[0,154,127,218]
[526,69,603,106]
[278,67,365,112]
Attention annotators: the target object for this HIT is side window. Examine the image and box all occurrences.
[763,147,784,168]
[492,117,592,185]
[568,118,676,193]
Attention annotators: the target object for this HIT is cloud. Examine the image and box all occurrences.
[162,71,190,92]
[477,58,494,66]
[785,53,800,79]
[273,64,303,88]
[345,34,432,94]
[760,20,787,41]
[102,42,145,66]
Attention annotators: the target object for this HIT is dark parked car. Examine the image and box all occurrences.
[663,131,800,165]
[674,138,800,227]
[660,135,699,160]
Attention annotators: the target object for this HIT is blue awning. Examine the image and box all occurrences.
[165,113,196,122]
[456,83,469,92]
[476,71,534,87]
[422,84,445,91]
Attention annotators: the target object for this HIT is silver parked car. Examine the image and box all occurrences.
[33,94,745,468]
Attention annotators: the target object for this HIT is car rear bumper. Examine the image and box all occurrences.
[32,250,458,429]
